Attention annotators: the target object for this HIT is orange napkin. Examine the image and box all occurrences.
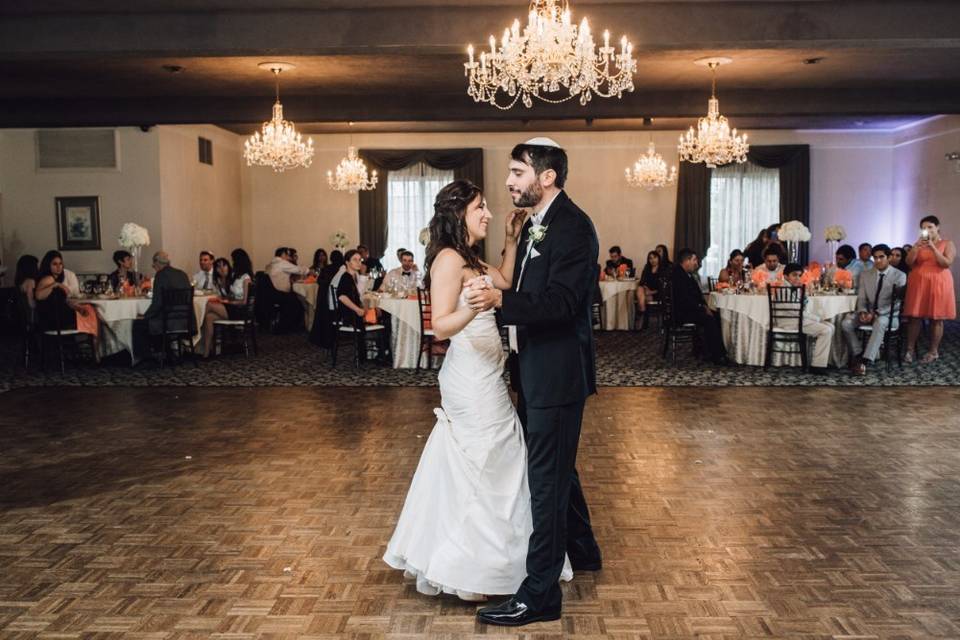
[716,281,730,290]
[303,275,317,284]
[364,308,378,324]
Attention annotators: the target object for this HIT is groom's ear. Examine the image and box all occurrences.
[539,168,557,188]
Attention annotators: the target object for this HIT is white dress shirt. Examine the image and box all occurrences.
[62,269,81,297]
[267,257,308,293]
[193,268,214,290]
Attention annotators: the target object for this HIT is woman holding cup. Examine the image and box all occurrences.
[903,215,956,363]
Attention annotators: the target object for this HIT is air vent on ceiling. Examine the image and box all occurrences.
[36,129,118,169]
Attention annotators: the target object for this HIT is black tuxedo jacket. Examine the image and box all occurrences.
[500,190,599,409]
[670,266,707,323]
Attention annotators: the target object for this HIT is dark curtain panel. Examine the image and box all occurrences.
[748,145,810,262]
[357,148,484,259]
[673,162,712,258]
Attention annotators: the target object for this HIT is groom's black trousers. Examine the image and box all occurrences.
[515,394,600,612]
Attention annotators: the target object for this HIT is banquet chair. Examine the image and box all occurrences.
[38,298,96,375]
[213,295,258,358]
[660,278,699,365]
[329,285,386,368]
[157,288,198,368]
[856,284,905,371]
[591,282,604,330]
[764,285,808,371]
[16,291,38,370]
[707,277,719,292]
[253,271,282,333]
[416,287,448,371]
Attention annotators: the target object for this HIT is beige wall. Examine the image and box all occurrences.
[158,125,243,272]
[0,127,162,275]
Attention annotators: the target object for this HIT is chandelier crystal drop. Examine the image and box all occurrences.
[464,0,637,109]
[243,64,314,173]
[625,141,677,190]
[327,146,378,193]
[677,58,749,169]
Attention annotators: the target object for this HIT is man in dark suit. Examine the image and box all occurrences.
[604,245,634,277]
[671,248,728,365]
[466,137,601,626]
[133,251,193,360]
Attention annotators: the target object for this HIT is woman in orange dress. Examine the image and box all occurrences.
[903,215,956,364]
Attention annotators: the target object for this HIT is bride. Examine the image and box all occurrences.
[382,179,573,600]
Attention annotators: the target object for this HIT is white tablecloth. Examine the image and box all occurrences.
[292,282,319,329]
[709,292,857,367]
[369,294,423,368]
[598,279,638,331]
[81,295,213,364]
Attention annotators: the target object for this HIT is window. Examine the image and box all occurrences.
[383,162,453,271]
[198,137,213,165]
[708,161,779,272]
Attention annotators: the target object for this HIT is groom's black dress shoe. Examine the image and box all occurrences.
[477,598,560,626]
[571,558,603,571]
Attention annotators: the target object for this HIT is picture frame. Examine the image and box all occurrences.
[55,196,101,251]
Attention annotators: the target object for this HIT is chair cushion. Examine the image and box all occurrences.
[213,320,246,326]
[771,327,801,333]
[338,324,385,332]
[43,329,82,336]
[423,329,435,336]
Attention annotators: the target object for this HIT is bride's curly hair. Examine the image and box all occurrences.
[424,179,486,287]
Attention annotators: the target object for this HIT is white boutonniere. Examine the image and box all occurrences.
[528,224,548,245]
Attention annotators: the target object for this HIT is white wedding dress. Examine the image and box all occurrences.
[383,282,573,599]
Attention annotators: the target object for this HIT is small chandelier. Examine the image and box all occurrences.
[327,145,378,193]
[464,0,636,109]
[626,141,677,190]
[678,57,749,168]
[243,62,314,173]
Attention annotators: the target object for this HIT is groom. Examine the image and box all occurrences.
[466,137,602,626]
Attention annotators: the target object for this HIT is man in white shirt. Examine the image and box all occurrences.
[267,247,308,293]
[379,250,419,292]
[62,267,82,297]
[193,251,215,290]
[759,247,784,283]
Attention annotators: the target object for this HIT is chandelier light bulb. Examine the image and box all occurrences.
[464,0,636,109]
[243,63,314,173]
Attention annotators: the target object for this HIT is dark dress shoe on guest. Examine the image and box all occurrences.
[477,598,560,626]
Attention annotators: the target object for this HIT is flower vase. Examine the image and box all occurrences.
[131,246,142,295]
[787,240,800,264]
[826,239,837,266]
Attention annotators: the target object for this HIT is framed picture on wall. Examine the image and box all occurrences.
[55,196,101,250]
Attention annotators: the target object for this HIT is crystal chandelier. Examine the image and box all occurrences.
[464,0,636,109]
[678,57,749,168]
[243,62,314,173]
[625,141,677,190]
[327,146,378,193]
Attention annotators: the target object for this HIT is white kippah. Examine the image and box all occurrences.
[523,136,562,148]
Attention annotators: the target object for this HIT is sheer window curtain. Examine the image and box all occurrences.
[383,162,453,271]
[708,161,780,274]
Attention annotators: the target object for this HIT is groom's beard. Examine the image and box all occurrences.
[511,181,544,209]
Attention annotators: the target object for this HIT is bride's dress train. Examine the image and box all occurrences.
[383,285,572,599]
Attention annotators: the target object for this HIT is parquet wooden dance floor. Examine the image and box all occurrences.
[2,386,959,639]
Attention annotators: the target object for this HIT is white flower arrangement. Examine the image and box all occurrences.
[418,227,430,246]
[118,222,150,248]
[824,224,846,242]
[528,224,548,245]
[329,230,350,250]
[778,220,812,242]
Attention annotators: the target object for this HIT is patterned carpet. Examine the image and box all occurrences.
[3,322,959,392]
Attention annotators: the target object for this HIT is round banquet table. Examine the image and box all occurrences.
[708,291,857,367]
[79,294,214,364]
[292,281,319,330]
[598,279,638,331]
[366,293,422,369]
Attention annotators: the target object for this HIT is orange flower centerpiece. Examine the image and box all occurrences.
[617,263,628,279]
[833,268,854,290]
[751,268,768,290]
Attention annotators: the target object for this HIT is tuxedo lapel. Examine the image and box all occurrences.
[513,218,534,291]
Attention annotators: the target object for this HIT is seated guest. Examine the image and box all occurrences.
[849,242,874,276]
[230,248,254,280]
[604,245,634,277]
[109,249,142,291]
[193,250,215,290]
[783,263,833,374]
[34,250,99,359]
[654,244,672,269]
[337,249,389,361]
[320,250,345,284]
[635,250,665,329]
[357,244,384,275]
[758,246,784,283]
[133,251,193,360]
[671,249,728,365]
[15,254,39,311]
[200,257,253,357]
[840,244,907,375]
[834,244,862,285]
[267,246,309,332]
[309,248,328,276]
[718,249,746,287]
[379,250,419,292]
[890,246,910,275]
